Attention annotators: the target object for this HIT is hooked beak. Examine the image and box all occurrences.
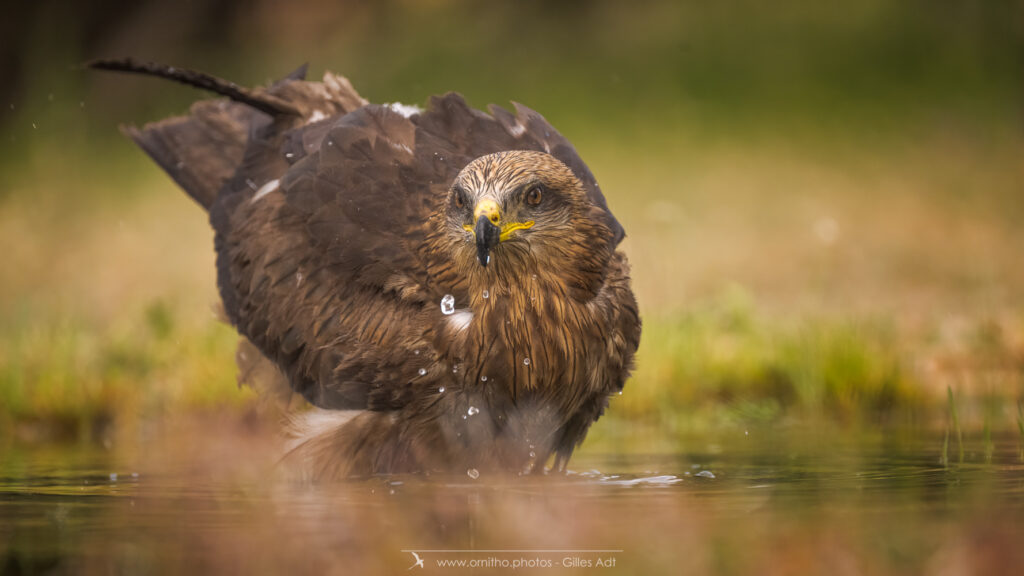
[463,198,535,267]
[474,215,501,267]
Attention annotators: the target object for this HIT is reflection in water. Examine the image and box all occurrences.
[2,420,1023,575]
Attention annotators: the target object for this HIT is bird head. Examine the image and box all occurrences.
[446,150,593,271]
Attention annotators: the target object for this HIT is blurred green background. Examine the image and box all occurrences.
[1,0,1022,449]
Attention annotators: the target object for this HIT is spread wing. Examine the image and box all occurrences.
[116,63,622,411]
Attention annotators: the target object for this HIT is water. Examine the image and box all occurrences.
[440,294,455,315]
[2,428,1023,575]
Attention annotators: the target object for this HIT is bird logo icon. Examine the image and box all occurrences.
[408,551,425,570]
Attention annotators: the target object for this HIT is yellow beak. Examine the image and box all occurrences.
[463,199,535,241]
[474,199,501,226]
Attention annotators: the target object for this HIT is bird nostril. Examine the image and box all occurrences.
[490,215,499,224]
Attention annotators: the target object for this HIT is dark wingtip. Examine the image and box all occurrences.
[284,62,309,82]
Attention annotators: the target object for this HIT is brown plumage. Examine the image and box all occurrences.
[93,59,641,478]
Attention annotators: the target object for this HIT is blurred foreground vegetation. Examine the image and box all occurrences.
[1,0,1022,450]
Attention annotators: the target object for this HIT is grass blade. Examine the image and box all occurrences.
[947,386,963,464]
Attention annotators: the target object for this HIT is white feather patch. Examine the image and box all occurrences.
[307,109,327,123]
[384,138,414,155]
[284,408,362,454]
[448,309,473,332]
[250,179,280,203]
[509,122,526,137]
[385,102,423,118]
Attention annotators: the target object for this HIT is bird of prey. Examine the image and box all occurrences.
[91,59,641,479]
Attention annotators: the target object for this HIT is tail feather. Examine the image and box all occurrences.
[88,58,302,117]
[90,59,308,210]
[91,58,368,212]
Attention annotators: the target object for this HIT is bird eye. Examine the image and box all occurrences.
[526,186,543,206]
[453,189,465,209]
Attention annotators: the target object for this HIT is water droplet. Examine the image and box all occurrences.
[295,272,303,285]
[486,254,491,264]
[467,468,480,480]
[452,364,460,374]
[618,391,623,395]
[529,451,536,458]
[531,274,537,280]
[482,289,489,299]
[418,368,427,376]
[109,473,117,482]
[245,178,257,190]
[31,122,37,130]
[523,358,531,366]
[467,406,479,416]
[285,152,295,158]
[438,386,445,393]
[440,294,455,315]
[480,375,488,382]
[696,470,715,479]
[327,140,334,146]
[414,349,420,355]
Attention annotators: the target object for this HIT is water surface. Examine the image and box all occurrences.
[2,425,1022,575]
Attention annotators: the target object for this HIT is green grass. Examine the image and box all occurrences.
[5,277,1018,447]
[0,300,249,443]
[620,288,920,429]
[945,386,964,466]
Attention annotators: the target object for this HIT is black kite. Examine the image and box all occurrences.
[92,59,641,479]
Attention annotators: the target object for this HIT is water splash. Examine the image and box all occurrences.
[440,294,455,315]
[599,475,683,486]
[695,470,716,479]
